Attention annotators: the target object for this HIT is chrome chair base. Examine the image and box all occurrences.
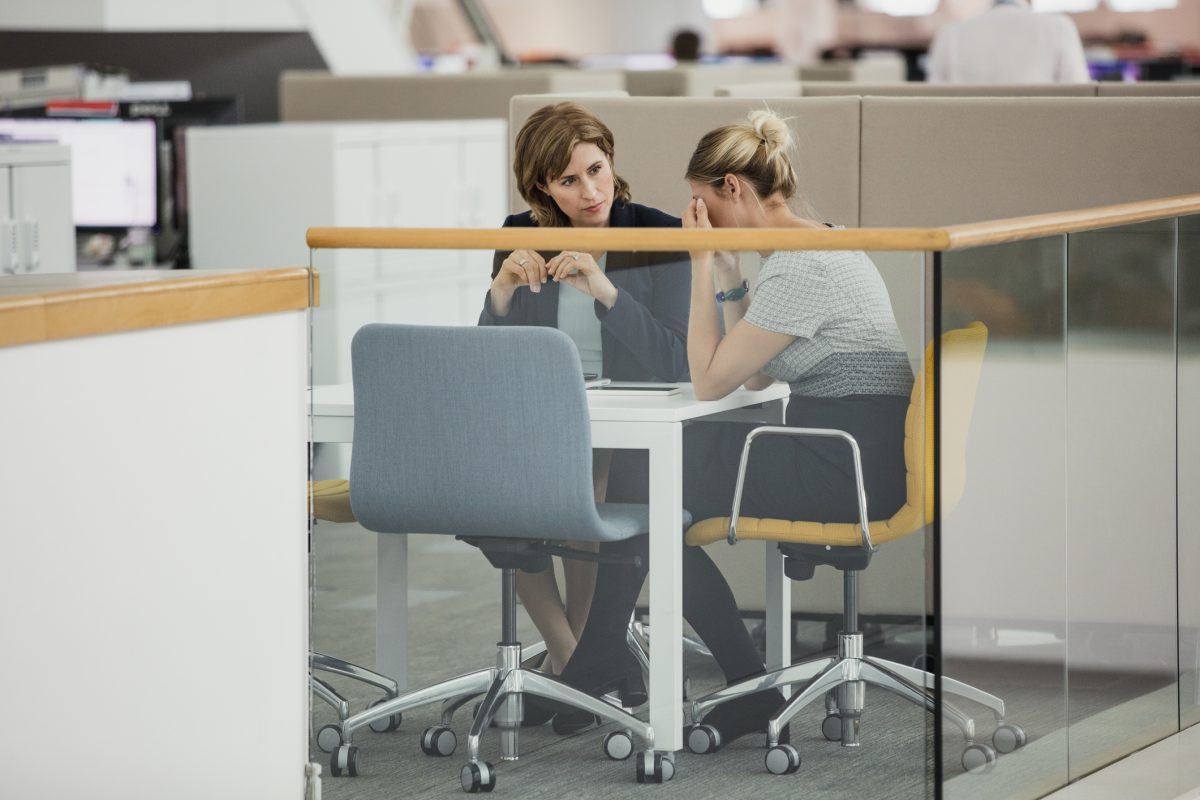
[311,651,399,722]
[325,567,672,787]
[690,629,1021,774]
[326,641,663,784]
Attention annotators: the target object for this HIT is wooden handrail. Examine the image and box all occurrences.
[305,226,951,252]
[306,193,1200,253]
[943,194,1200,249]
[0,267,315,348]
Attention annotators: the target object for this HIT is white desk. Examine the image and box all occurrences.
[311,381,791,753]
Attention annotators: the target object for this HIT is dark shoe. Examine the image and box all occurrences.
[548,652,647,735]
[519,694,556,727]
[550,671,647,734]
[699,688,789,746]
[520,651,549,672]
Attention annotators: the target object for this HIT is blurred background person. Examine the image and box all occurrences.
[769,0,839,65]
[671,27,703,62]
[926,0,1090,83]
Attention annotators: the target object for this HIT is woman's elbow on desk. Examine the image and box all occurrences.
[742,373,776,392]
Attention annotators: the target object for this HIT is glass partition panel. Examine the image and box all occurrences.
[305,243,934,798]
[1065,220,1178,778]
[939,236,1070,799]
[1182,214,1200,731]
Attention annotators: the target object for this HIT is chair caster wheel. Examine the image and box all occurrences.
[765,744,801,775]
[962,742,998,774]
[992,722,1026,755]
[685,723,722,754]
[460,761,496,793]
[821,714,842,742]
[603,730,634,761]
[316,723,343,754]
[635,751,674,783]
[421,725,458,757]
[367,698,402,733]
[330,744,359,777]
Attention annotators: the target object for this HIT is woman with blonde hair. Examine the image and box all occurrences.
[478,102,689,719]
[674,108,913,747]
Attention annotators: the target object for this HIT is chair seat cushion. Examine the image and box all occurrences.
[684,501,920,548]
[310,479,356,523]
[597,503,693,539]
[310,479,692,540]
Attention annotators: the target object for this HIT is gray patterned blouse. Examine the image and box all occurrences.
[743,248,913,398]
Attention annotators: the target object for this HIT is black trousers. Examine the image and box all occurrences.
[591,393,909,684]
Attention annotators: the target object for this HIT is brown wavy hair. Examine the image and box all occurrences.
[513,102,632,227]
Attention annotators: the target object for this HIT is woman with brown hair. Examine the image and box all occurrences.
[478,102,689,713]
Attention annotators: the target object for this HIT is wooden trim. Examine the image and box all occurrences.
[944,194,1200,250]
[0,267,316,349]
[307,193,1200,253]
[306,226,953,252]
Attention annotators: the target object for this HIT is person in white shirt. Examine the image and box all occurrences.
[926,0,1090,84]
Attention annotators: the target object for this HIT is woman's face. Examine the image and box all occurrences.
[542,142,615,228]
[689,180,736,228]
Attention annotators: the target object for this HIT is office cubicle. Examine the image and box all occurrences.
[304,193,1199,798]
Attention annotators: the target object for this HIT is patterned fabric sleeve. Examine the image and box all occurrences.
[743,253,828,341]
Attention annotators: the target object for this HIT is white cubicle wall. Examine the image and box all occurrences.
[188,119,507,387]
[0,292,309,799]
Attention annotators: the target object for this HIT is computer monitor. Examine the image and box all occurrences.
[0,117,158,229]
[118,97,242,266]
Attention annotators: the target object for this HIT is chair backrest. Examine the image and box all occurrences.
[903,321,989,528]
[682,322,989,549]
[348,324,605,540]
[932,322,990,518]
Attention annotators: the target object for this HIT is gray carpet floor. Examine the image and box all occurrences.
[310,522,1174,800]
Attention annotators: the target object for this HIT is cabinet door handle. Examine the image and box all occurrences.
[0,220,16,275]
[21,218,40,272]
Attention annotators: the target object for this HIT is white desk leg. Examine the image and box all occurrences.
[646,422,684,753]
[764,396,790,670]
[764,544,791,671]
[376,533,408,689]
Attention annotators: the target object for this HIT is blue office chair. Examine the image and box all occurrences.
[325,323,680,792]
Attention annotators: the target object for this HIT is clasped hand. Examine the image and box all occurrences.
[495,249,617,308]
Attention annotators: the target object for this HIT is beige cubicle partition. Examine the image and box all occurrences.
[279,68,625,122]
[858,97,1200,226]
[800,81,1200,99]
[798,56,906,84]
[623,63,797,98]
[508,94,860,228]
[1096,81,1200,96]
[802,81,1097,98]
[714,80,804,97]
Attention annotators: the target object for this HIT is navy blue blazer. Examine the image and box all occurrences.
[477,201,690,382]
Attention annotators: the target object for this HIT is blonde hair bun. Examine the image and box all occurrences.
[747,109,791,158]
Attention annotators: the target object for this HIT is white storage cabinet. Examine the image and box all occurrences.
[187,119,507,384]
[0,143,75,274]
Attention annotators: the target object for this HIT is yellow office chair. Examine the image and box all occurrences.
[308,480,404,754]
[683,322,1024,775]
